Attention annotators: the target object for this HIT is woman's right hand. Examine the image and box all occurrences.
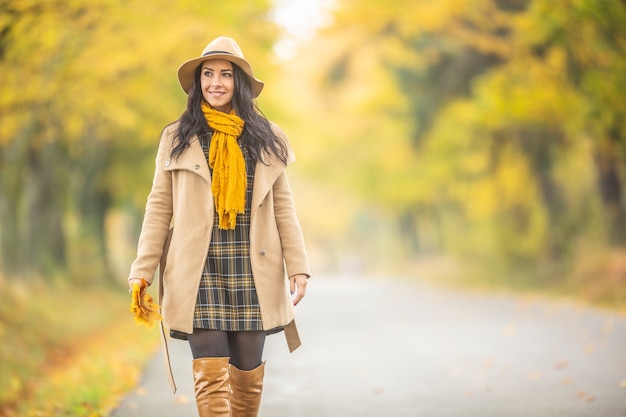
[129,278,145,293]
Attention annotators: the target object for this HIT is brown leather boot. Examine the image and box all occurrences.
[229,362,265,417]
[192,357,231,417]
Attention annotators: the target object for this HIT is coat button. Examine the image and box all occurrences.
[259,249,266,256]
[165,160,170,167]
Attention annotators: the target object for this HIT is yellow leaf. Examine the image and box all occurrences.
[174,395,190,405]
[130,278,163,328]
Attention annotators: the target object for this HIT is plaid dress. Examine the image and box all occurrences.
[193,133,263,331]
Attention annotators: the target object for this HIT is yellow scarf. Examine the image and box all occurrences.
[201,102,246,230]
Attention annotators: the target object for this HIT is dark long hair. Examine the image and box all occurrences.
[171,62,288,166]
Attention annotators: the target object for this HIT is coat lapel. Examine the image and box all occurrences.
[251,158,284,218]
[250,133,295,219]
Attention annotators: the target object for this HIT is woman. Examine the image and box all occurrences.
[128,36,311,417]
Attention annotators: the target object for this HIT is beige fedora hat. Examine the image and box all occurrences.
[177,36,264,97]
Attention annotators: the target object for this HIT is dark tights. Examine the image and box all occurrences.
[188,329,266,371]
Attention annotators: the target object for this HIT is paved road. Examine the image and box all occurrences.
[109,275,626,417]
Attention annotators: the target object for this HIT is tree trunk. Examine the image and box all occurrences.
[594,135,626,245]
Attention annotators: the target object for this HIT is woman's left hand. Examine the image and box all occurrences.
[289,274,308,306]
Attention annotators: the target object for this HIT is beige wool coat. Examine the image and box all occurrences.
[129,120,311,354]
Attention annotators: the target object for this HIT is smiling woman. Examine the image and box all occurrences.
[199,60,235,113]
[127,35,311,417]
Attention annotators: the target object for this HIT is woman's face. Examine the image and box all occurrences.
[199,59,234,113]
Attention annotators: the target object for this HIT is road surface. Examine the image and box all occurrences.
[109,275,626,416]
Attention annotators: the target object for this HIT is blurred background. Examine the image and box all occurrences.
[1,0,626,415]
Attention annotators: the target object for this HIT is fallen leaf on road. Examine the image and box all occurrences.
[174,395,190,404]
[503,324,516,336]
[620,380,626,389]
[135,386,148,396]
[529,371,541,381]
[554,360,569,370]
[562,378,572,385]
[576,390,589,401]
[577,391,595,403]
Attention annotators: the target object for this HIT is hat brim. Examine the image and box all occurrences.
[177,53,264,98]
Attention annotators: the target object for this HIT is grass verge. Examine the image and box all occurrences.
[0,279,160,417]
[408,250,626,313]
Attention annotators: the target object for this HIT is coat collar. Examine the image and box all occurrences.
[163,134,289,216]
[163,137,211,183]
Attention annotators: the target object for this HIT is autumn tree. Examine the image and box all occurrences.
[274,0,626,286]
[0,0,279,281]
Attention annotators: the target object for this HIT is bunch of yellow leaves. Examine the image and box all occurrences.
[130,278,163,328]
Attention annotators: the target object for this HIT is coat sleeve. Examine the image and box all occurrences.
[128,125,175,285]
[273,168,311,279]
[268,122,311,278]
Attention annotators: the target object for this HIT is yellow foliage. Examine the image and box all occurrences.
[130,278,163,329]
[0,281,159,415]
